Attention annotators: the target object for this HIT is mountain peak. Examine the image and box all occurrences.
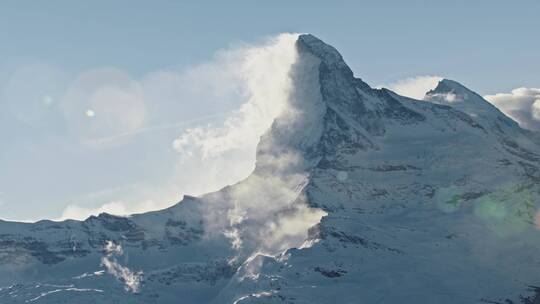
[431,79,470,93]
[297,34,352,75]
[425,79,520,132]
[298,34,374,93]
[426,79,478,102]
[426,79,501,116]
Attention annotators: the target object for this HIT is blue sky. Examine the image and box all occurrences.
[2,0,539,92]
[1,1,539,221]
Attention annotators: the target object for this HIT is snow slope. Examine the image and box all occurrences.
[2,34,540,303]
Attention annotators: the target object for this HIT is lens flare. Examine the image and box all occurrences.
[85,109,95,117]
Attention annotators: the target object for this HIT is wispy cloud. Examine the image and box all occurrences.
[172,33,300,160]
[59,199,168,221]
[380,75,443,100]
[43,33,310,222]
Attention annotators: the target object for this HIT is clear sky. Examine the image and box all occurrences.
[1,0,539,221]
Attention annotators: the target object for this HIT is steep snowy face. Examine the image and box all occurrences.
[254,36,326,175]
[256,34,388,175]
[295,34,384,137]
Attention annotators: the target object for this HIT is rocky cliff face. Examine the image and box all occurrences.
[2,34,540,304]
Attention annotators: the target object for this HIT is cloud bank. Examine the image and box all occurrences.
[484,88,540,131]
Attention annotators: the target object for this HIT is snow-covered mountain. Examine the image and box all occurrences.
[2,34,540,303]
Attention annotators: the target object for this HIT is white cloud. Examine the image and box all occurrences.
[59,199,167,221]
[380,75,443,100]
[172,33,299,160]
[484,88,540,131]
[260,204,326,252]
[425,92,461,103]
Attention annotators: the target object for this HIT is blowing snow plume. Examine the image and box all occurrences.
[51,34,304,221]
[171,34,327,261]
[101,241,143,293]
[172,33,300,166]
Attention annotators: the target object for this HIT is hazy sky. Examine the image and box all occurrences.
[1,0,539,221]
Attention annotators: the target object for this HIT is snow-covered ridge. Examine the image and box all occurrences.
[425,79,520,128]
[2,34,540,303]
